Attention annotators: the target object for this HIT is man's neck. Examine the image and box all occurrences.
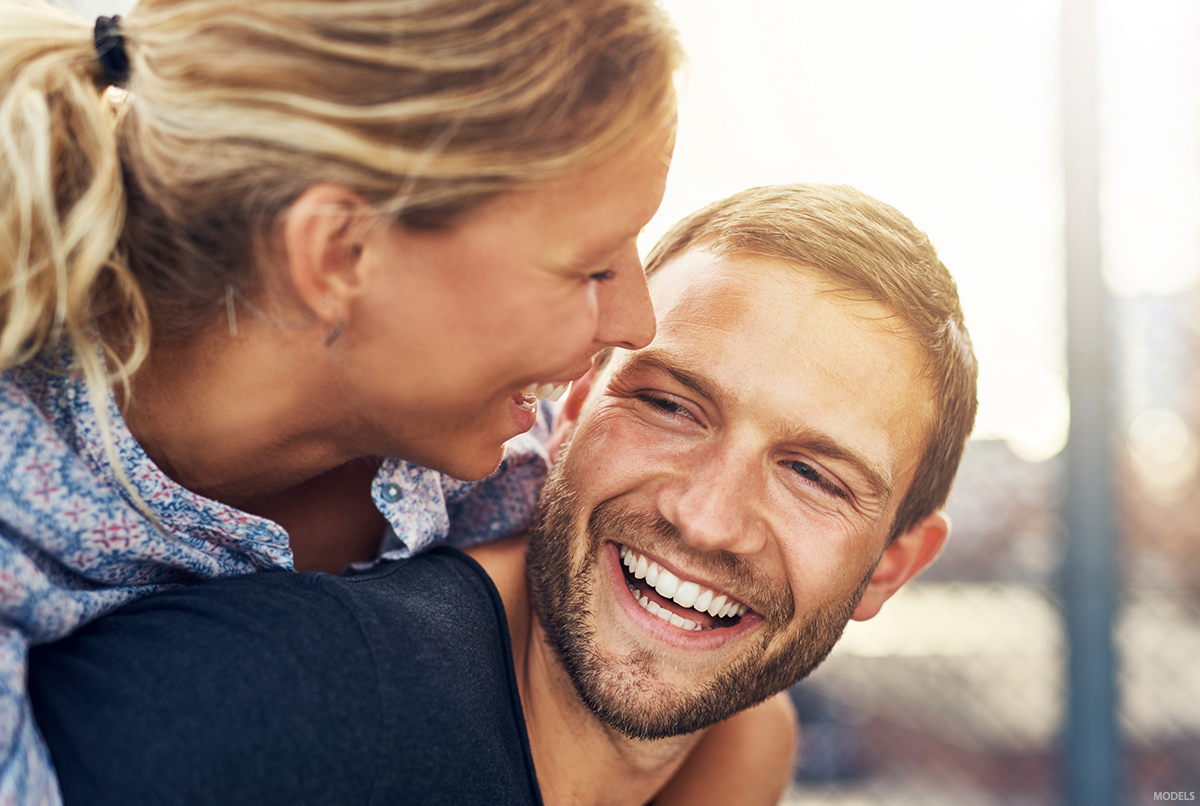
[466,536,703,806]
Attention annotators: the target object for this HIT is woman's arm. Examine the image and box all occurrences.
[654,691,799,806]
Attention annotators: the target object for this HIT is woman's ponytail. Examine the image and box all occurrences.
[0,0,149,388]
[1,1,158,527]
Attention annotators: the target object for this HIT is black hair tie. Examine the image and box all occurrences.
[94,15,130,87]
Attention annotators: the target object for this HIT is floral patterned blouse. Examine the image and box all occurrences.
[0,349,551,804]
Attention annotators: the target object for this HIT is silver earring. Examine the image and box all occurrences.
[225,285,239,337]
[324,318,345,347]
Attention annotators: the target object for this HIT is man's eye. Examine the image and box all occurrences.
[589,269,615,282]
[786,460,846,500]
[639,393,690,417]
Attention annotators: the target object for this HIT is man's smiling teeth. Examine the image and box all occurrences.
[521,381,569,402]
[618,545,748,627]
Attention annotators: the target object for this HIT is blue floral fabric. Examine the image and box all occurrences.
[0,350,551,804]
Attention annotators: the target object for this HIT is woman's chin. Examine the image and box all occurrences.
[394,393,538,481]
[438,444,508,482]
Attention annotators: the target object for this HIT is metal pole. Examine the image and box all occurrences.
[1061,0,1122,802]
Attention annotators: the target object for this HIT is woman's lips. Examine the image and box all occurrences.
[510,361,591,416]
[511,382,566,415]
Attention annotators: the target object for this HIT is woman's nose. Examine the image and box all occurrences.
[593,247,656,351]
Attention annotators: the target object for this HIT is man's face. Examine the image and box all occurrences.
[526,248,936,739]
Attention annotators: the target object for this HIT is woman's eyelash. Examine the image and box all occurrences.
[590,269,615,282]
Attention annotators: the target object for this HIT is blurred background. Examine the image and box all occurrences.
[62,0,1199,802]
[640,1,1199,804]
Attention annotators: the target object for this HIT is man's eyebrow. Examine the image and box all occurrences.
[622,351,731,408]
[624,351,894,503]
[782,429,893,505]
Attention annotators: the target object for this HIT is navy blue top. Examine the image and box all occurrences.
[29,547,543,806]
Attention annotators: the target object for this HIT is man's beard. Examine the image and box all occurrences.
[526,451,872,741]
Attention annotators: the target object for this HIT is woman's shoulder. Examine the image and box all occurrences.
[1,346,122,473]
[0,351,292,641]
[0,352,93,494]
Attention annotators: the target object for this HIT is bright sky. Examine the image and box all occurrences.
[647,0,1199,463]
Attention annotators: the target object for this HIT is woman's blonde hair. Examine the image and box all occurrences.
[1,0,680,389]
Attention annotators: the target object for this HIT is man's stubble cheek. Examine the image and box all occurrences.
[525,447,873,740]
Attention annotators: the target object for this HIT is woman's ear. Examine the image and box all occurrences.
[281,184,371,324]
[547,366,599,463]
[851,511,950,622]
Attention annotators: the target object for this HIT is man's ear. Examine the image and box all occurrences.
[547,366,599,463]
[281,184,372,325]
[851,511,949,622]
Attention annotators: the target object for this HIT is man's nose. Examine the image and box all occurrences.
[593,246,656,351]
[655,446,769,556]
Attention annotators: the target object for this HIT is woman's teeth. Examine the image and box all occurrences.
[619,544,748,627]
[522,382,569,402]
